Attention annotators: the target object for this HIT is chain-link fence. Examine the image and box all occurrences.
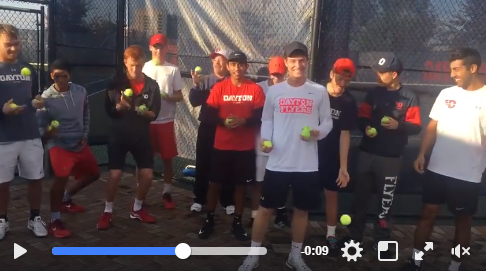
[1,0,47,90]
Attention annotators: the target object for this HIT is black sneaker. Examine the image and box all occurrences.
[326,236,339,250]
[274,214,291,231]
[198,219,214,239]
[373,242,393,260]
[246,218,254,228]
[399,259,423,271]
[231,221,248,241]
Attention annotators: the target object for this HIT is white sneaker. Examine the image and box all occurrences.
[225,205,235,215]
[0,219,9,240]
[190,203,202,212]
[286,254,312,271]
[238,256,259,271]
[27,216,48,237]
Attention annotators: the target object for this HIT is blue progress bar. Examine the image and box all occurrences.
[52,247,177,256]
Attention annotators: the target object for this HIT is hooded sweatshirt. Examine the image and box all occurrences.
[37,83,89,152]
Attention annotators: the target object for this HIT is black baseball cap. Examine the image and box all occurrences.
[228,50,248,63]
[371,52,403,75]
[283,41,308,58]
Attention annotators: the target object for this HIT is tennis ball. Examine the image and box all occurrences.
[195,66,202,73]
[263,141,273,148]
[340,214,351,226]
[138,104,147,111]
[368,127,377,136]
[301,126,311,139]
[21,67,31,76]
[124,88,133,97]
[9,103,18,109]
[381,116,390,124]
[50,120,60,128]
[225,118,232,125]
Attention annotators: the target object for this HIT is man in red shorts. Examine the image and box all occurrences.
[142,33,184,209]
[198,50,265,241]
[34,59,100,238]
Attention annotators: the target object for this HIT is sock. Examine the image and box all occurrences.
[327,225,336,238]
[63,191,72,202]
[233,214,242,225]
[291,241,303,257]
[30,209,40,220]
[163,184,171,194]
[252,210,257,218]
[412,249,422,266]
[448,260,461,271]
[133,199,143,212]
[0,214,7,221]
[206,212,215,222]
[104,201,113,213]
[51,212,61,222]
[249,241,262,259]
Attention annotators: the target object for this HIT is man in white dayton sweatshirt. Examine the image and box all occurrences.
[238,42,333,271]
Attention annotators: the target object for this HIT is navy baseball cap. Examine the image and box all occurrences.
[283,41,308,58]
[371,53,403,75]
[228,50,248,63]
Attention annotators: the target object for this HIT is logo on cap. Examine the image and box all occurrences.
[378,58,386,65]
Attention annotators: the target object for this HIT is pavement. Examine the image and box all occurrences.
[1,172,485,270]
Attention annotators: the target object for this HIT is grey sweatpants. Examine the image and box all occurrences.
[348,151,401,243]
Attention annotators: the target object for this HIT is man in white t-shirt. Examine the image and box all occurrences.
[401,48,486,271]
[239,42,333,271]
[142,33,184,209]
[249,56,290,230]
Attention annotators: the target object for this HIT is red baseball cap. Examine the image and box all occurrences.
[209,48,229,59]
[268,56,286,75]
[149,33,168,46]
[333,58,356,77]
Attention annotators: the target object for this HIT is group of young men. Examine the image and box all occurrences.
[0,22,484,271]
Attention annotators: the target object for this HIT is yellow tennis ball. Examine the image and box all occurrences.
[138,104,147,111]
[263,141,273,148]
[124,88,133,97]
[21,67,31,76]
[195,66,202,73]
[50,120,60,128]
[9,103,18,109]
[381,116,390,124]
[340,214,352,226]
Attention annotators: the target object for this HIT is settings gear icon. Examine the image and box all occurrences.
[341,240,363,262]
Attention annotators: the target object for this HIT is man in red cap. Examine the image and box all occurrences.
[189,48,235,215]
[249,56,290,230]
[142,33,184,209]
[318,58,357,252]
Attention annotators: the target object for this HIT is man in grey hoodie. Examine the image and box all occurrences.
[35,59,100,238]
[0,24,47,240]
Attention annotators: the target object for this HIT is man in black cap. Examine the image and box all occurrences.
[197,50,265,241]
[338,53,422,259]
[239,41,333,271]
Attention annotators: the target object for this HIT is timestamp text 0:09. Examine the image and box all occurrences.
[303,246,329,256]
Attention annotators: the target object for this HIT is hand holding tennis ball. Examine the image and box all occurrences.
[381,116,390,125]
[48,120,60,131]
[9,103,18,109]
[261,140,273,153]
[21,67,31,76]
[195,66,202,74]
[138,104,147,111]
[340,214,352,226]
[123,88,133,97]
[301,126,311,140]
[367,127,378,137]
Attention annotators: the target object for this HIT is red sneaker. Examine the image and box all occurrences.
[96,212,112,230]
[130,207,156,223]
[162,192,175,209]
[61,200,86,213]
[48,219,72,238]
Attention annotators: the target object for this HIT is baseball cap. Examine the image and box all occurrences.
[371,52,403,74]
[209,48,229,59]
[149,33,168,46]
[268,56,286,75]
[333,58,356,77]
[283,41,308,58]
[227,50,248,63]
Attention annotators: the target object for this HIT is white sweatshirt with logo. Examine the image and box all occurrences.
[261,80,333,172]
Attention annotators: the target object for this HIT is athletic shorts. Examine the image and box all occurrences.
[49,145,99,179]
[260,170,321,211]
[422,170,480,216]
[150,122,178,160]
[318,163,340,191]
[209,149,255,185]
[256,155,269,182]
[107,135,154,170]
[0,139,44,183]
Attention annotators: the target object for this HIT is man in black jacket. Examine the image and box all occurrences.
[188,48,235,214]
[97,45,161,230]
[339,53,422,259]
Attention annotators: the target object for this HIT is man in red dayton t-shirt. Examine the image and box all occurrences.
[198,50,265,241]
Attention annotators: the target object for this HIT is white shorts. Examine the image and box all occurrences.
[256,155,269,182]
[0,139,45,183]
